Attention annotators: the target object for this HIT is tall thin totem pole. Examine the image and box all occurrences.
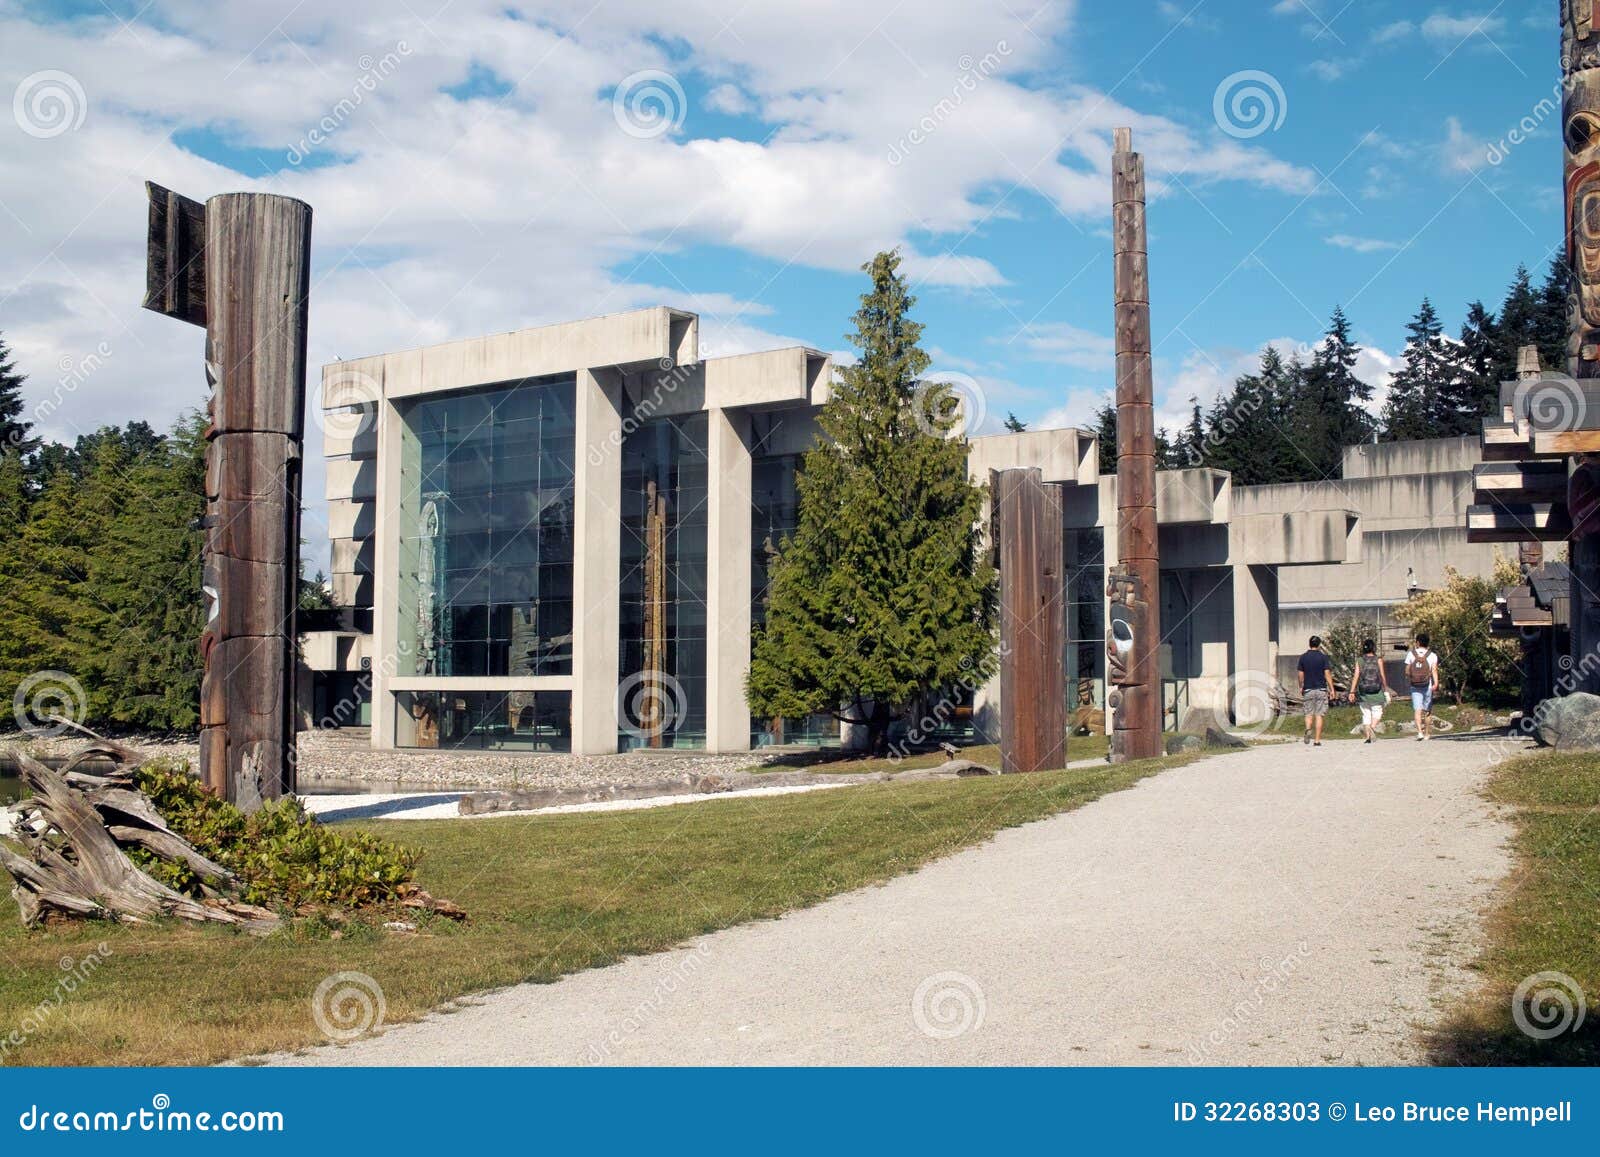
[1564,2,1600,692]
[143,184,312,808]
[1107,127,1163,762]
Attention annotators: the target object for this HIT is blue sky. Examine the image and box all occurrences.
[0,1,1567,553]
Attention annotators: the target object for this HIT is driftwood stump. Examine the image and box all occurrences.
[0,731,278,933]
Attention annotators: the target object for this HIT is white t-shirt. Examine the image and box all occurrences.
[1405,647,1438,686]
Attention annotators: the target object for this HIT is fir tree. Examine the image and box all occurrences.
[1002,412,1027,433]
[1383,298,1456,441]
[0,332,39,457]
[1456,300,1500,422]
[746,251,997,754]
[1092,402,1117,475]
[1298,306,1372,477]
[1494,264,1540,384]
[1534,252,1570,375]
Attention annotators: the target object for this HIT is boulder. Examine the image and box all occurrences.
[1532,692,1600,749]
[1166,734,1204,754]
[1204,726,1248,749]
[1180,707,1230,734]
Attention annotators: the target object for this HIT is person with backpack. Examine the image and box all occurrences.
[1296,635,1337,746]
[1346,637,1392,744]
[1405,632,1440,741]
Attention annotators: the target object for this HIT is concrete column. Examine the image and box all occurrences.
[571,367,624,755]
[370,399,405,749]
[705,408,753,752]
[1230,563,1278,724]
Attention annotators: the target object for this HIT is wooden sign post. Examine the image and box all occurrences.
[1107,127,1163,762]
[993,468,1066,773]
[143,183,312,808]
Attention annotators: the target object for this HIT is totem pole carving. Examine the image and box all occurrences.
[144,184,312,807]
[1564,2,1600,691]
[1107,127,1163,761]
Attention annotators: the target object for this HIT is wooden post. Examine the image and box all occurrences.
[143,184,312,808]
[1566,4,1600,690]
[1108,127,1163,761]
[993,469,1066,773]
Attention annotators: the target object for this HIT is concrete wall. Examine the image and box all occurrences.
[1341,435,1480,479]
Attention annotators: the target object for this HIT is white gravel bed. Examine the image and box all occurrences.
[300,781,852,823]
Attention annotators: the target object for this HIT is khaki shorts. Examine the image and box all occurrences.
[1302,689,1330,717]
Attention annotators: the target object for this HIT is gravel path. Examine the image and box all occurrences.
[267,733,1517,1066]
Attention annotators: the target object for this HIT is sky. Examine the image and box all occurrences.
[0,0,1566,565]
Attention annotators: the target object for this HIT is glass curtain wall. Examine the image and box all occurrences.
[1065,526,1106,722]
[393,376,576,751]
[617,414,708,749]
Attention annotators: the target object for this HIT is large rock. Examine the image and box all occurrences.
[1180,707,1229,734]
[1532,692,1600,749]
[1204,726,1248,749]
[1166,734,1204,754]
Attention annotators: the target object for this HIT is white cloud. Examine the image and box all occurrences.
[1308,58,1350,81]
[1439,115,1489,173]
[1420,12,1505,43]
[0,0,1321,558]
[1325,233,1401,253]
[1371,20,1414,45]
[1011,322,1116,371]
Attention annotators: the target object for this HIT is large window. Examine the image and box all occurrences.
[396,377,576,678]
[394,690,571,751]
[617,414,707,749]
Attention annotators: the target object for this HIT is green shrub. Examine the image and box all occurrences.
[131,761,417,911]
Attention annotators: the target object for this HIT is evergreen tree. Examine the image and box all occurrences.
[1178,397,1205,466]
[1457,300,1501,421]
[1092,402,1117,475]
[0,332,39,457]
[85,412,204,730]
[1298,306,1372,477]
[747,250,997,754]
[1534,252,1570,375]
[1202,346,1301,484]
[1002,412,1027,433]
[1384,298,1457,441]
[1494,264,1540,385]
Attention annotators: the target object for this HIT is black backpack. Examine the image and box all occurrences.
[1357,655,1382,695]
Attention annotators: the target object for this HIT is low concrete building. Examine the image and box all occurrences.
[303,308,1502,753]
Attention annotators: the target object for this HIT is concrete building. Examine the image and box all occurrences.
[304,308,1502,754]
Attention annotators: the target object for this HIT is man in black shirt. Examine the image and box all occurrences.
[1296,635,1336,746]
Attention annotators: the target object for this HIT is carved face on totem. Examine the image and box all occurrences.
[1566,1,1600,72]
[1568,4,1600,359]
[1104,568,1144,687]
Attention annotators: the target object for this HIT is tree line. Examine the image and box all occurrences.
[1089,256,1570,485]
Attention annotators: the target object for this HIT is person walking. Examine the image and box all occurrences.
[1347,637,1391,744]
[1297,635,1336,746]
[1405,632,1441,740]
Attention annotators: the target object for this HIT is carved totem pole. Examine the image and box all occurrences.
[143,184,312,808]
[1564,2,1600,692]
[1107,127,1163,761]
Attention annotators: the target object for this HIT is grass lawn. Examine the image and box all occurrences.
[748,733,1110,775]
[0,748,1182,1066]
[1429,750,1600,1065]
[1272,701,1497,742]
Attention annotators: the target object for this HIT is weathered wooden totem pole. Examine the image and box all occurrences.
[143,184,312,807]
[992,468,1067,773]
[1564,2,1600,691]
[1107,127,1163,762]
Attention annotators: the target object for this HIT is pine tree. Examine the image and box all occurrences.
[0,332,39,457]
[747,250,997,754]
[1203,346,1298,484]
[1178,397,1205,466]
[1535,253,1570,375]
[1457,300,1500,423]
[1384,298,1456,441]
[1002,412,1027,433]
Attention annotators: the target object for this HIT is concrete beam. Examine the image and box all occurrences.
[571,367,624,755]
[705,408,753,752]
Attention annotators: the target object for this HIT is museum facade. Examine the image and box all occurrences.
[304,306,1500,755]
